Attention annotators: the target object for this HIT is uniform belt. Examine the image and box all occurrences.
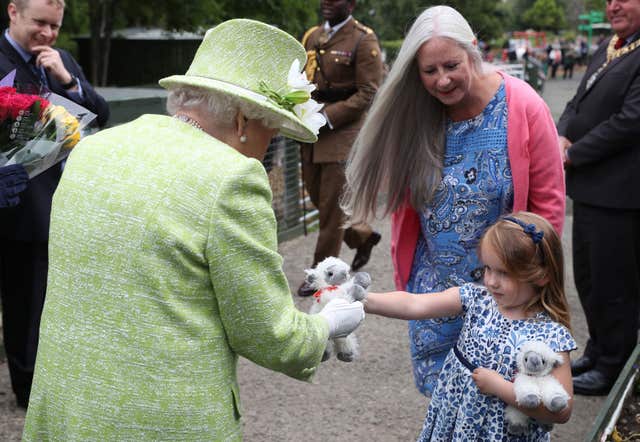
[453,345,478,371]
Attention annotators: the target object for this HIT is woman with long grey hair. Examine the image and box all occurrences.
[342,5,564,396]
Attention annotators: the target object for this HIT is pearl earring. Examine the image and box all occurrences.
[240,134,247,143]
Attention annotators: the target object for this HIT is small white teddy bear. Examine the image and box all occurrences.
[302,257,371,362]
[505,340,570,435]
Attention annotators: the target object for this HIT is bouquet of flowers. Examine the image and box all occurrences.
[0,73,96,178]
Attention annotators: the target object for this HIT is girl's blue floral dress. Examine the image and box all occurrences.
[407,81,514,395]
[417,283,577,442]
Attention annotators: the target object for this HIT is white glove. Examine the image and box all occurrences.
[318,298,365,338]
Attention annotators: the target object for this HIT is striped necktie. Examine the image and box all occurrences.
[27,56,48,89]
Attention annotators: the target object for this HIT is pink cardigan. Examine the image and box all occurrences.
[391,73,565,289]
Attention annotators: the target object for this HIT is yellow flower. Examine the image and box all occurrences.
[41,105,81,149]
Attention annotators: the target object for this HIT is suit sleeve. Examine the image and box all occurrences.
[206,160,329,382]
[60,50,110,128]
[564,70,640,167]
[556,90,579,136]
[526,99,566,234]
[323,32,383,129]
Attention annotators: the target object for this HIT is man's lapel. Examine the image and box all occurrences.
[0,33,45,88]
[579,34,640,100]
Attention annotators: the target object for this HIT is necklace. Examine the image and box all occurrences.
[174,114,204,132]
[586,36,640,90]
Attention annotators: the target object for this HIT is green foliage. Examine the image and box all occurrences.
[356,0,421,41]
[443,0,505,40]
[354,0,504,42]
[522,0,566,32]
[380,40,403,64]
[584,0,606,10]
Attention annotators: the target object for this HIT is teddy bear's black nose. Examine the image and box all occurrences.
[527,353,542,370]
[306,274,316,283]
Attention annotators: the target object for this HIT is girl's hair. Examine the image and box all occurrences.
[342,5,488,223]
[166,86,280,130]
[480,211,571,330]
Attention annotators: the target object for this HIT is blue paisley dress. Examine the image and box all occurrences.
[407,81,514,396]
[418,283,577,442]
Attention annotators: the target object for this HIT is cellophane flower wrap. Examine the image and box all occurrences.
[0,84,97,178]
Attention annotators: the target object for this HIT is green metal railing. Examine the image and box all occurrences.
[586,344,640,441]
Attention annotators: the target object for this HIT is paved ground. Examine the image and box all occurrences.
[0,71,608,441]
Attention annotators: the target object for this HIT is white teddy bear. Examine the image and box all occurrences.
[302,257,371,362]
[505,340,570,435]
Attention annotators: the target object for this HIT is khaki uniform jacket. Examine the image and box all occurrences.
[302,18,383,162]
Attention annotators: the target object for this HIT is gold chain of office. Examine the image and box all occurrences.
[586,36,640,90]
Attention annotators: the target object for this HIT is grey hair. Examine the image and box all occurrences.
[342,5,488,223]
[166,86,281,129]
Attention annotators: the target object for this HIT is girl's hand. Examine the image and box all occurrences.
[472,368,506,396]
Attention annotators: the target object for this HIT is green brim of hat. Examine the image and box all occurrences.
[158,75,318,143]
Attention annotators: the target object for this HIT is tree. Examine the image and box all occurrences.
[522,0,566,32]
[445,0,505,40]
[81,0,318,85]
[356,0,504,42]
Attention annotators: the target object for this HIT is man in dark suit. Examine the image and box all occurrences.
[0,0,109,409]
[557,0,640,396]
[297,0,383,296]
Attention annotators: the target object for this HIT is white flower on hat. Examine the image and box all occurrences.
[294,98,326,136]
[258,59,326,135]
[287,59,315,94]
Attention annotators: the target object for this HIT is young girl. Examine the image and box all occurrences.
[365,212,576,441]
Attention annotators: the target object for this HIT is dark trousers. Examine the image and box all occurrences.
[572,202,640,377]
[301,146,373,265]
[0,239,48,405]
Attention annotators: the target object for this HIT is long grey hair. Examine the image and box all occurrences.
[342,5,485,223]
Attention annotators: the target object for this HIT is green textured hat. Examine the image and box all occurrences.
[159,19,325,143]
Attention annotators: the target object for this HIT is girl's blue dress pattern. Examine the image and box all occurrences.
[417,283,577,442]
[407,82,514,395]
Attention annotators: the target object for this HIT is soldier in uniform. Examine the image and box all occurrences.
[297,0,383,296]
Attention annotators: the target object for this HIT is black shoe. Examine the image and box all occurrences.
[351,231,381,271]
[571,355,596,376]
[296,281,315,297]
[15,396,28,410]
[573,369,615,396]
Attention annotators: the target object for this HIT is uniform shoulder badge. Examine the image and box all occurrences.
[302,25,320,47]
[353,20,374,35]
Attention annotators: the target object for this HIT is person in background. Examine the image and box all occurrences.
[557,0,640,396]
[343,5,565,397]
[22,19,364,440]
[0,0,108,409]
[297,0,384,298]
[562,43,576,79]
[548,44,562,79]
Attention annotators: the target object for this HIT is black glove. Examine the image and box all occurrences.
[0,164,28,208]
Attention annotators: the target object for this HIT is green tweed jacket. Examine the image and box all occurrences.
[23,115,329,441]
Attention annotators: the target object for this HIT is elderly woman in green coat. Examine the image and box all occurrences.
[23,19,364,441]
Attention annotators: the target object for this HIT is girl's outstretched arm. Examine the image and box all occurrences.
[473,351,573,424]
[364,287,462,320]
